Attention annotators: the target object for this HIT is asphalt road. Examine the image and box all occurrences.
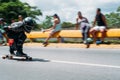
[0,46,120,80]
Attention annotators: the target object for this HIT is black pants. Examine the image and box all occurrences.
[7,30,26,54]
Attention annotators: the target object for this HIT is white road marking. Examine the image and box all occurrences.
[51,60,120,69]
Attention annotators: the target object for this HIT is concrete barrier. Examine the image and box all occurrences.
[26,29,120,39]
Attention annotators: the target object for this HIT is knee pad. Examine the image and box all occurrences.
[8,39,14,46]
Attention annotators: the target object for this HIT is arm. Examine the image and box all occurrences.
[85,17,89,23]
[44,19,58,32]
[93,18,96,27]
[8,22,24,32]
[75,18,79,30]
[102,15,108,29]
[43,27,53,32]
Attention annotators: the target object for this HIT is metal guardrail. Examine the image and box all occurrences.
[26,29,120,39]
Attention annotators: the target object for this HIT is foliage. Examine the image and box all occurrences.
[0,0,42,23]
[105,6,120,28]
[40,16,75,29]
[62,22,75,28]
[41,15,53,29]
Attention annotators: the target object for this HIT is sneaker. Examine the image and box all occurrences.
[83,41,87,44]
[86,44,90,48]
[21,53,27,57]
[10,51,15,56]
[16,52,27,57]
[43,42,48,47]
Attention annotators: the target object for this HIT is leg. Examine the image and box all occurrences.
[3,33,9,43]
[43,31,58,45]
[81,26,89,48]
[0,32,3,44]
[43,34,52,46]
[100,29,106,42]
[57,36,64,43]
[84,26,90,43]
[82,32,85,42]
[81,24,87,43]
[16,32,27,56]
[8,39,15,55]
[90,27,99,42]
[44,33,53,43]
[1,31,8,46]
[0,33,4,45]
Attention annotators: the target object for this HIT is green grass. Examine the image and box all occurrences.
[25,38,120,44]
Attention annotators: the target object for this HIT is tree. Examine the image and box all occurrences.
[0,0,42,23]
[62,22,75,28]
[105,6,120,28]
[41,15,53,29]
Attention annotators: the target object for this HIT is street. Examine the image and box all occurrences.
[0,46,120,80]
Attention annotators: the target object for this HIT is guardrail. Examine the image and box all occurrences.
[26,29,120,39]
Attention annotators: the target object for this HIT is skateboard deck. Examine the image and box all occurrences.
[2,54,32,61]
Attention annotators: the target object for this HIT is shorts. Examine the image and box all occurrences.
[93,26,106,31]
[50,29,60,37]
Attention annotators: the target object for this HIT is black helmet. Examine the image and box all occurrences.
[23,17,35,33]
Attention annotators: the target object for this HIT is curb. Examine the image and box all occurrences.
[24,43,120,49]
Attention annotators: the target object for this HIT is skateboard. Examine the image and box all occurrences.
[2,54,32,61]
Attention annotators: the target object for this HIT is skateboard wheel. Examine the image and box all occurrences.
[6,55,9,58]
[2,56,6,59]
[29,57,32,60]
[26,57,32,60]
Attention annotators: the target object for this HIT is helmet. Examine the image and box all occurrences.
[23,17,35,33]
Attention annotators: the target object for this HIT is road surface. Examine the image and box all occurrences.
[0,46,120,80]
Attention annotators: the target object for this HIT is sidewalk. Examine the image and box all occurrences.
[24,43,120,49]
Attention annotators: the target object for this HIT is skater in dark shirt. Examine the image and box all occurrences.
[4,17,35,57]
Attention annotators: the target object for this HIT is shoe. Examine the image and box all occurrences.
[16,52,27,57]
[83,41,87,44]
[43,42,48,47]
[10,51,15,56]
[21,53,27,57]
[96,40,102,45]
[86,44,90,48]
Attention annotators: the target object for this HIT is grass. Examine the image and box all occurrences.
[25,38,120,44]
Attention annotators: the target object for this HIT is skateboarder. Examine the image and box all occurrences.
[4,17,35,57]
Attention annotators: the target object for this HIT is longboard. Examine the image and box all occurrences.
[2,54,32,61]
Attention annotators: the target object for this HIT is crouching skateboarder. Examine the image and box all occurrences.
[2,17,35,60]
